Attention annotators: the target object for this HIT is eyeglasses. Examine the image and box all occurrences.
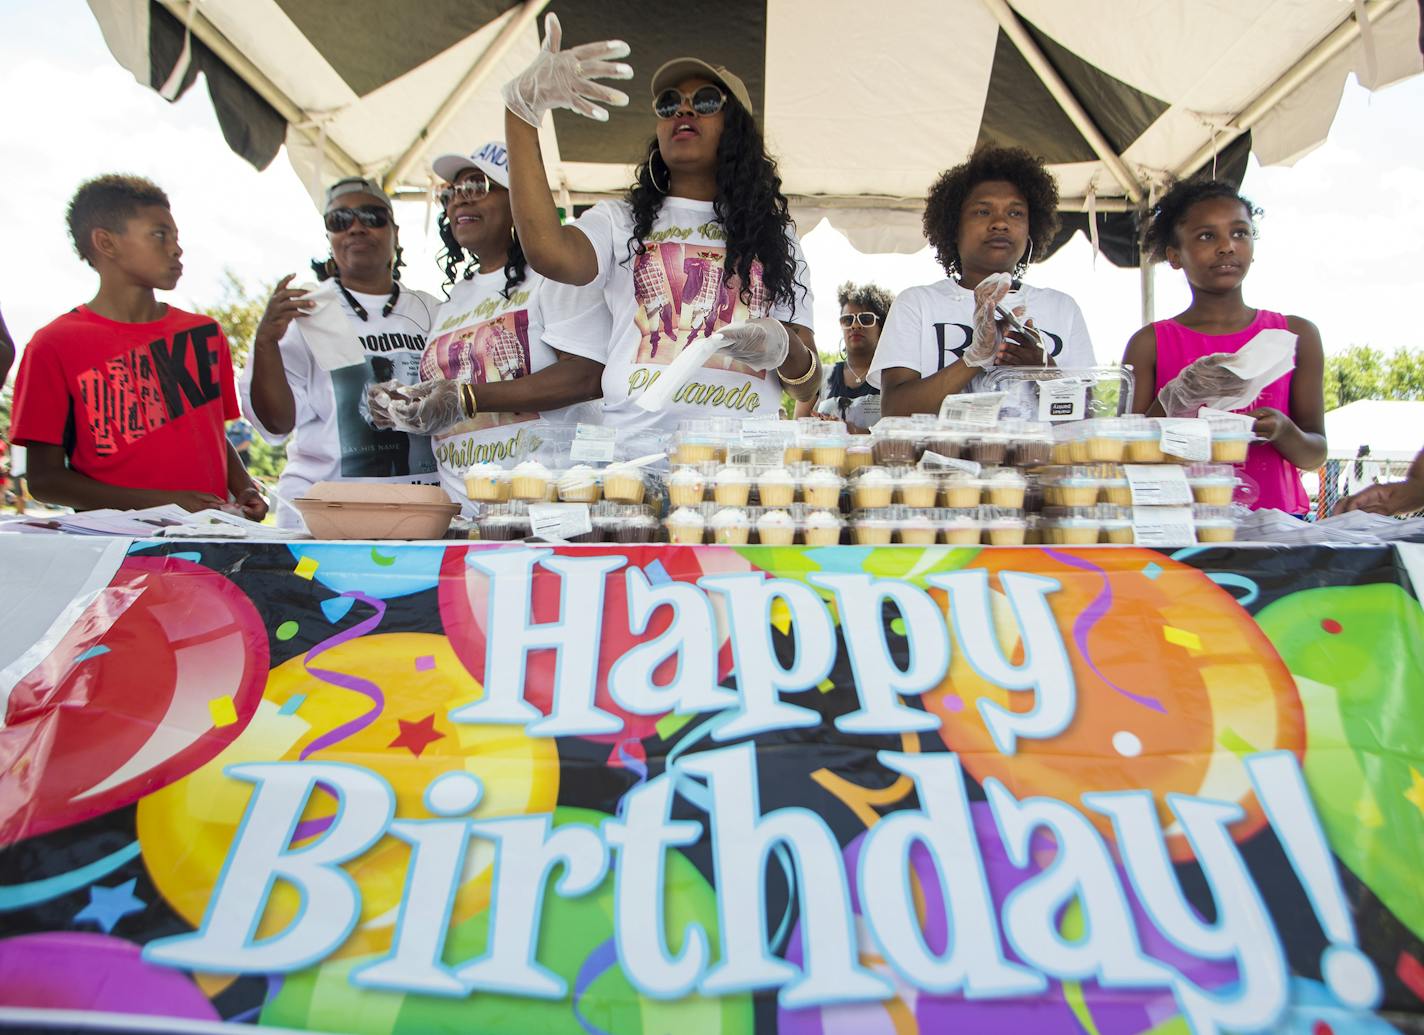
[438,175,491,207]
[324,205,391,234]
[653,85,727,119]
[838,312,880,328]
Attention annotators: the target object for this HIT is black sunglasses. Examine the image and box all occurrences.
[324,205,391,234]
[653,85,727,119]
[838,312,880,328]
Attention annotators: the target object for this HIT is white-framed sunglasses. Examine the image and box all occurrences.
[438,174,492,207]
[838,312,880,328]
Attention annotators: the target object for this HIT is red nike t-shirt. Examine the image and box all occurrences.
[11,305,240,499]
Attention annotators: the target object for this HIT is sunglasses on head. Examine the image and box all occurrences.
[324,204,391,234]
[438,175,492,207]
[653,84,727,119]
[838,312,880,328]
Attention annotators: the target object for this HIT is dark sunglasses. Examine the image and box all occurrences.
[324,205,391,233]
[438,175,492,207]
[653,85,727,119]
[838,312,880,328]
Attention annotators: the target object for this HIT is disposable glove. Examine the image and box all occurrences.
[965,272,1013,367]
[1157,353,1251,417]
[715,318,791,371]
[503,13,633,127]
[365,380,409,429]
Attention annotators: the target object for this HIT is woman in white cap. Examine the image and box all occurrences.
[365,141,608,508]
[241,177,441,527]
[496,15,823,433]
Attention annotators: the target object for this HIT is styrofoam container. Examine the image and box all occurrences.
[293,482,459,539]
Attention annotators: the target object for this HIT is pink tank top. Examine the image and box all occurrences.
[1153,310,1309,515]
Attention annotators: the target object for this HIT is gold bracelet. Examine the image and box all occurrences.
[779,343,821,387]
[461,382,479,420]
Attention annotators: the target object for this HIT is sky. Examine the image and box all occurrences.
[2,0,1422,371]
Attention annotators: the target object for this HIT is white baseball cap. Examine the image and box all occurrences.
[432,140,510,189]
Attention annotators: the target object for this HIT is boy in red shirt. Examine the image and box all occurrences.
[11,175,265,517]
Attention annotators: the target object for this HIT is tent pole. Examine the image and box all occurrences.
[383,0,550,191]
[980,0,1143,203]
[154,0,360,179]
[1140,252,1155,325]
[1174,0,1405,178]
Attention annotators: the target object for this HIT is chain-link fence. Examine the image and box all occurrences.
[1311,458,1421,520]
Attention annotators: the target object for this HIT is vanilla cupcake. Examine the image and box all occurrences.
[1211,429,1252,464]
[463,462,508,503]
[1187,464,1236,506]
[984,515,1027,546]
[897,470,938,508]
[510,460,552,501]
[557,464,601,503]
[803,468,844,509]
[756,509,797,546]
[711,507,751,545]
[940,474,981,509]
[852,513,893,545]
[668,466,706,508]
[845,444,874,473]
[672,437,718,466]
[713,466,751,507]
[941,514,980,546]
[757,467,796,508]
[896,511,938,546]
[602,463,646,504]
[851,467,895,509]
[803,510,842,546]
[666,507,706,545]
[985,469,1027,508]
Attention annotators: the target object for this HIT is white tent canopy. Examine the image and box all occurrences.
[88,0,1422,262]
[1324,400,1424,461]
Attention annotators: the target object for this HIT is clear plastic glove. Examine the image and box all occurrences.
[715,318,790,371]
[503,13,633,127]
[1157,353,1252,417]
[383,380,466,435]
[965,272,1014,368]
[365,379,414,430]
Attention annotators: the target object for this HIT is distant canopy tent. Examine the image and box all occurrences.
[87,0,1422,269]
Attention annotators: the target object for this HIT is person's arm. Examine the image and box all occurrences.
[1122,325,1159,414]
[1250,316,1327,471]
[225,441,267,520]
[880,362,980,418]
[0,307,13,392]
[793,395,819,419]
[473,351,603,412]
[505,113,600,286]
[778,323,822,403]
[1336,447,1424,515]
[26,443,225,513]
[246,275,312,436]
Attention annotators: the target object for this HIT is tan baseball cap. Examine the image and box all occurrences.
[650,58,754,117]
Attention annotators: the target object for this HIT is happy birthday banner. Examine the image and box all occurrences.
[1,540,1423,1034]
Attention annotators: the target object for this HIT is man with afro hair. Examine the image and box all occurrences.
[869,146,1095,416]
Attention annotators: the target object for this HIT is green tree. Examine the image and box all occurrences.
[1322,345,1424,411]
[200,270,287,484]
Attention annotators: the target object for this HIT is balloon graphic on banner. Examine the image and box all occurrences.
[924,548,1304,860]
[262,806,753,1035]
[1256,582,1424,942]
[0,555,268,846]
[137,631,558,962]
[0,932,219,1020]
[438,545,752,746]
[287,543,446,600]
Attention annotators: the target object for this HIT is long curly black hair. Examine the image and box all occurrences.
[625,98,805,313]
[435,210,527,300]
[922,145,1061,278]
[1143,178,1262,264]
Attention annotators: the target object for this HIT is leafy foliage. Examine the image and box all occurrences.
[1323,345,1424,411]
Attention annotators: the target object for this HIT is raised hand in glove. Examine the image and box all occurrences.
[715,317,791,371]
[503,13,633,127]
[964,272,1014,367]
[1156,353,1250,417]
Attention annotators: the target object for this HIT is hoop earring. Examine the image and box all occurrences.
[392,244,404,282]
[647,145,669,195]
[1017,238,1034,275]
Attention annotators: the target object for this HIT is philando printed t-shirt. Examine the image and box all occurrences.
[419,268,603,505]
[240,287,441,528]
[11,304,240,498]
[544,197,813,434]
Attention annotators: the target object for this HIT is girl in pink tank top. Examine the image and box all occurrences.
[1123,180,1327,515]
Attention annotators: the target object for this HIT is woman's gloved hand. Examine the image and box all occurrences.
[503,13,633,126]
[715,318,791,371]
[1157,353,1251,417]
[965,272,1014,367]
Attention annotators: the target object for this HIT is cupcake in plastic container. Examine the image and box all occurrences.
[940,473,981,509]
[803,509,843,547]
[871,418,921,466]
[1093,464,1131,505]
[602,462,646,504]
[810,434,850,472]
[1042,467,1100,507]
[666,507,706,545]
[851,467,895,509]
[1100,505,1134,544]
[966,433,1009,466]
[1193,504,1237,542]
[464,462,508,503]
[1121,416,1165,463]
[557,464,601,503]
[615,508,660,544]
[711,507,752,545]
[756,508,797,546]
[982,508,1027,546]
[940,509,981,546]
[897,469,939,507]
[984,468,1027,508]
[1079,419,1127,462]
[712,466,751,507]
[852,511,894,545]
[895,508,938,546]
[757,467,797,508]
[668,466,707,508]
[846,443,874,473]
[1206,416,1253,463]
[1186,463,1236,506]
[510,460,552,501]
[803,468,844,509]
[1044,509,1101,545]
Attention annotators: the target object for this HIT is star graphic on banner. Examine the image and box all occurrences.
[390,714,445,757]
[73,878,145,933]
[1405,767,1424,817]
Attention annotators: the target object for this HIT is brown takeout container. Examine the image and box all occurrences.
[293,482,459,540]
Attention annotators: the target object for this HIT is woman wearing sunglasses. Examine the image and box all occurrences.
[366,141,606,508]
[497,14,822,433]
[795,281,894,432]
[241,177,440,527]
